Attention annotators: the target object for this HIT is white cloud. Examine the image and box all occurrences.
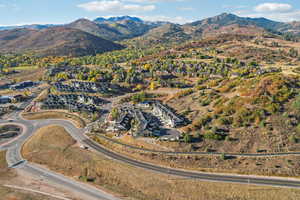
[254,3,292,13]
[178,7,194,11]
[222,5,247,10]
[138,15,193,24]
[237,10,300,22]
[78,0,155,12]
[234,2,300,22]
[127,0,186,2]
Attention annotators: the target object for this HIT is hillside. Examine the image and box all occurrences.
[67,17,160,41]
[94,17,158,40]
[185,13,290,35]
[133,23,191,46]
[0,27,124,56]
[288,21,300,35]
[67,18,123,41]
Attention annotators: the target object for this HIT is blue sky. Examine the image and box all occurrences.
[1,0,300,26]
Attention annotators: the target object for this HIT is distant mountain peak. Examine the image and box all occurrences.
[72,18,92,23]
[219,12,236,17]
[94,16,144,24]
[108,16,143,23]
[93,17,107,23]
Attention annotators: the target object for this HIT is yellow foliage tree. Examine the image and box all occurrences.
[135,84,143,91]
[143,63,152,71]
[149,82,156,90]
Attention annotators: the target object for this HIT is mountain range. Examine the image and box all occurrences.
[0,13,299,56]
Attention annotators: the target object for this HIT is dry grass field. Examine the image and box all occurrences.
[0,151,60,200]
[22,125,300,200]
[0,151,16,180]
[9,67,45,82]
[0,186,61,200]
[93,135,300,177]
[22,111,86,128]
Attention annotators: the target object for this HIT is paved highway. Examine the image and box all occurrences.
[2,106,300,200]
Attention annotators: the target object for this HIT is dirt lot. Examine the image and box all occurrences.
[0,151,16,181]
[22,111,86,128]
[0,151,63,200]
[22,125,300,200]
[0,185,62,200]
[7,67,45,82]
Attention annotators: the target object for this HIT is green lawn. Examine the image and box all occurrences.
[8,65,39,71]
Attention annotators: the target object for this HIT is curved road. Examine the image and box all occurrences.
[2,108,300,200]
[1,98,121,200]
[1,118,120,200]
[96,134,300,157]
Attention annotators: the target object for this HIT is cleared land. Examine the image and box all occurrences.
[0,151,16,180]
[22,111,86,128]
[9,67,45,82]
[22,125,300,200]
[0,186,61,200]
[0,151,60,200]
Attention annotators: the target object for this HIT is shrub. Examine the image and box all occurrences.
[292,95,300,110]
[220,153,227,160]
[193,115,212,129]
[110,108,119,120]
[259,120,266,128]
[217,117,232,125]
[289,135,297,143]
[131,92,146,103]
[203,131,224,140]
[183,133,192,143]
[174,89,194,98]
[265,103,280,114]
[196,85,207,90]
[200,98,211,106]
[295,124,300,134]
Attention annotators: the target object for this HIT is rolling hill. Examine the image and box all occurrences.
[0,27,124,56]
[133,23,191,46]
[67,18,123,41]
[93,16,160,40]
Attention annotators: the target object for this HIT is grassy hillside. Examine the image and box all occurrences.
[0,27,124,56]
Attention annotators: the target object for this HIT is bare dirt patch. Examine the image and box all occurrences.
[0,185,61,200]
[0,151,16,180]
[0,151,67,200]
[22,111,86,128]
